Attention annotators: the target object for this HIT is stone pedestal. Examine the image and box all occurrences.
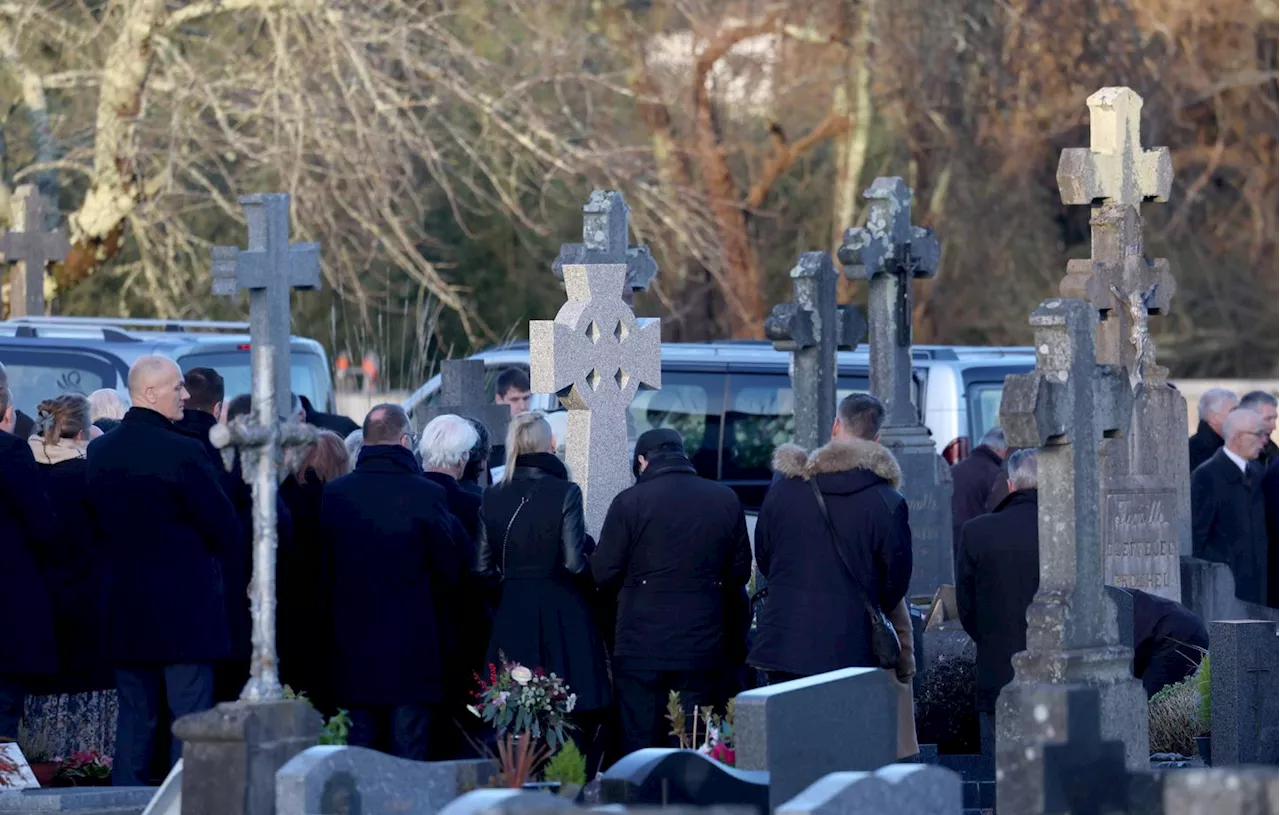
[879,425,953,600]
[173,700,321,815]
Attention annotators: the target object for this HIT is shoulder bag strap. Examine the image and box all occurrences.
[809,478,881,615]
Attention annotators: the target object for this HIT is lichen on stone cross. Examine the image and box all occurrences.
[552,190,658,301]
[0,185,70,317]
[1056,87,1174,207]
[211,193,321,420]
[530,262,661,539]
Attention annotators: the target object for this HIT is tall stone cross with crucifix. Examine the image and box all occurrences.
[552,190,658,305]
[0,185,70,317]
[212,193,321,420]
[531,259,662,539]
[412,359,512,479]
[1058,87,1187,602]
[995,298,1148,810]
[839,177,953,599]
[764,251,867,452]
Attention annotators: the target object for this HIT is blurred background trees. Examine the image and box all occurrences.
[1,0,1275,387]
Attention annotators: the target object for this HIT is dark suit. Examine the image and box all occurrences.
[1191,449,1269,606]
[86,407,243,785]
[949,445,1004,554]
[1264,457,1278,608]
[1188,421,1225,475]
[1130,589,1208,697]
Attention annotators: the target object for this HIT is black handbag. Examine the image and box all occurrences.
[809,479,902,671]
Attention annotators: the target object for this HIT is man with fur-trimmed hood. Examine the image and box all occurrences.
[749,394,915,752]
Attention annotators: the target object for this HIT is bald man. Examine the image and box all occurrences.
[86,355,244,785]
[1191,408,1271,607]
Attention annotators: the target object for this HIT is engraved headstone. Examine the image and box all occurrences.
[1056,87,1187,602]
[552,190,658,305]
[412,359,511,448]
[764,252,867,452]
[530,262,661,539]
[995,298,1148,815]
[1208,620,1279,767]
[839,178,953,599]
[0,185,70,317]
[212,193,321,422]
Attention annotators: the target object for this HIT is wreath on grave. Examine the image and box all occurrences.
[469,654,578,788]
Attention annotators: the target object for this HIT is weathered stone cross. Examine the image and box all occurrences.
[0,185,70,317]
[1057,87,1176,378]
[531,261,661,539]
[552,190,658,305]
[212,193,321,421]
[412,358,511,454]
[838,177,941,427]
[764,251,866,452]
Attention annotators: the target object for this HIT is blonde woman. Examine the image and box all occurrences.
[480,412,611,761]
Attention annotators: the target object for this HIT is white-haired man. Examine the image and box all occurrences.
[1189,388,1238,473]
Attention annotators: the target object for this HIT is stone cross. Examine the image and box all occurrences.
[0,185,70,317]
[212,193,321,420]
[530,262,661,539]
[838,177,941,427]
[412,359,511,450]
[1057,87,1173,208]
[764,251,867,452]
[552,190,658,305]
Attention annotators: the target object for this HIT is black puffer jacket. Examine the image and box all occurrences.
[749,439,913,676]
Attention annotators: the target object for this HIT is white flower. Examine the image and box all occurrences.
[466,705,482,718]
[565,693,577,713]
[511,666,533,686]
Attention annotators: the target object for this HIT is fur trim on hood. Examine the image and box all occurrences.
[772,439,903,489]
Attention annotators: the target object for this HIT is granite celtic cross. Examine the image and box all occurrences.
[0,185,70,317]
[764,251,866,451]
[552,190,658,305]
[530,261,661,539]
[212,193,321,420]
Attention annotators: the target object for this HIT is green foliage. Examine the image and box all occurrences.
[1196,652,1211,730]
[541,742,586,787]
[283,686,350,746]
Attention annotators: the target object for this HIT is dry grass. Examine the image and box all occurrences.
[1149,672,1205,756]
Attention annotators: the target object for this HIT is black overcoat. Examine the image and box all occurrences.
[949,445,1004,550]
[1188,420,1225,475]
[749,439,913,677]
[1266,457,1278,608]
[592,454,752,671]
[320,444,463,706]
[86,407,242,666]
[0,430,58,677]
[278,472,328,701]
[481,453,611,712]
[1191,449,1269,606]
[955,489,1040,712]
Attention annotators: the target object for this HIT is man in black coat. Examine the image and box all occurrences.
[0,383,59,741]
[1191,408,1271,607]
[956,448,1039,756]
[949,426,1007,555]
[1123,589,1209,698]
[1239,390,1278,465]
[299,394,359,438]
[85,356,243,786]
[1265,457,1278,608]
[749,394,912,683]
[459,418,491,496]
[320,404,463,760]
[592,428,752,755]
[0,362,35,440]
[174,367,226,466]
[1189,388,1238,474]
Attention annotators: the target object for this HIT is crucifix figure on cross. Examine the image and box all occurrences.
[212,193,321,420]
[0,185,71,317]
[552,190,658,305]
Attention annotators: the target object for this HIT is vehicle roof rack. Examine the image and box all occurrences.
[1,323,139,342]
[4,316,251,333]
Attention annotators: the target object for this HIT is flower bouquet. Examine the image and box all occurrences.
[470,655,577,787]
[667,693,735,767]
[53,751,112,786]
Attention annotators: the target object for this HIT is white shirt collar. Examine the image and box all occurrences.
[1223,446,1249,474]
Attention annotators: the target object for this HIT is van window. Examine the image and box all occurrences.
[0,348,116,418]
[628,371,724,481]
[178,351,330,410]
[967,382,1005,442]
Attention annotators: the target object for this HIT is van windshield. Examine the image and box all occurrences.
[177,351,331,410]
[0,348,116,417]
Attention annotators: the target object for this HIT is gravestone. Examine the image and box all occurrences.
[763,252,867,452]
[275,746,494,815]
[1208,621,1278,766]
[212,193,321,422]
[439,790,580,815]
[774,765,963,815]
[995,298,1148,811]
[734,668,897,810]
[552,190,658,305]
[530,259,661,538]
[599,749,769,815]
[412,359,512,449]
[0,185,70,317]
[1056,86,1186,602]
[0,787,154,815]
[1152,767,1279,815]
[838,178,953,599]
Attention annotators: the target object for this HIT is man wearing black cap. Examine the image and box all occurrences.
[591,428,752,755]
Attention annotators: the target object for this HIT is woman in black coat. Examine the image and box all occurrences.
[481,413,611,720]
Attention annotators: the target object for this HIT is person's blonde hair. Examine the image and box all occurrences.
[503,411,553,484]
[88,388,128,421]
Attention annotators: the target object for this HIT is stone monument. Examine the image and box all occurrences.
[0,185,70,317]
[995,298,1148,815]
[764,251,867,452]
[530,255,661,538]
[552,190,658,305]
[1056,86,1186,602]
[212,193,321,421]
[412,359,511,449]
[839,178,954,598]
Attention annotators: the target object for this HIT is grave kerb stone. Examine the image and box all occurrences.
[774,764,963,815]
[0,185,70,318]
[552,190,657,304]
[1208,620,1279,767]
[438,789,580,815]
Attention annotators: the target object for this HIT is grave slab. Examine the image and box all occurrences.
[276,746,494,815]
[439,790,580,815]
[774,765,963,815]
[598,749,768,815]
[734,668,896,810]
[1209,620,1279,766]
[0,788,153,815]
